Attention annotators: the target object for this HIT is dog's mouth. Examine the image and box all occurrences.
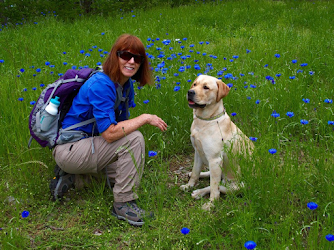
[188,100,206,109]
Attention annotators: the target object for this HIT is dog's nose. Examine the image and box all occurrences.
[188,89,195,97]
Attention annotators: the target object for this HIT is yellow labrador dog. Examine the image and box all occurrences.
[180,75,254,210]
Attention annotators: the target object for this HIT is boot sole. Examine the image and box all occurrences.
[111,210,144,227]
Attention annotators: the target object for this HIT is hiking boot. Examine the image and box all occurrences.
[112,200,154,226]
[49,165,74,201]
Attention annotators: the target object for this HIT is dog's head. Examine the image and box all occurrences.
[187,75,230,109]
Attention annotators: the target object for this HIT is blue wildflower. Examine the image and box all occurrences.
[244,241,257,249]
[231,112,237,116]
[300,63,308,67]
[30,101,36,105]
[328,121,334,125]
[224,73,233,79]
[300,119,309,125]
[269,148,277,154]
[227,83,233,88]
[36,68,41,73]
[194,64,201,70]
[307,202,318,210]
[271,111,280,118]
[20,68,25,73]
[0,59,4,63]
[289,76,296,79]
[246,49,251,53]
[143,100,149,104]
[276,73,281,77]
[302,98,310,103]
[255,100,260,104]
[181,227,190,235]
[309,71,315,75]
[275,54,280,58]
[101,32,105,35]
[18,97,24,101]
[21,211,30,218]
[174,86,180,92]
[148,151,157,157]
[324,99,333,103]
[326,234,334,242]
[80,50,85,54]
[40,84,45,87]
[292,59,297,63]
[45,61,50,66]
[32,87,37,91]
[286,112,294,117]
[249,137,258,141]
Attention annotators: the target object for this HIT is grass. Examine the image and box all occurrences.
[1,0,334,249]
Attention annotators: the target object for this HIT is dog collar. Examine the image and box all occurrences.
[195,109,226,121]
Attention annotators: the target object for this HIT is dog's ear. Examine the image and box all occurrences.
[216,80,230,101]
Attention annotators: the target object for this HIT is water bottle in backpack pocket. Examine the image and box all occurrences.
[40,96,60,131]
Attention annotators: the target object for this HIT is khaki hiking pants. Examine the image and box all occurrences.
[52,130,145,202]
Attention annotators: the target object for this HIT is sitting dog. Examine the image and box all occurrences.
[180,75,254,210]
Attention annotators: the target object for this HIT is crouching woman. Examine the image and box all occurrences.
[51,34,167,226]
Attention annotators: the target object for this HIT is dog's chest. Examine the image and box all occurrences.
[190,121,223,161]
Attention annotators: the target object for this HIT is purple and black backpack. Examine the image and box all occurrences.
[28,67,129,149]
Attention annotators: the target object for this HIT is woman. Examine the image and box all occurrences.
[51,34,168,226]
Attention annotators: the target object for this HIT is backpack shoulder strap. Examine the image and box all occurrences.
[114,82,132,119]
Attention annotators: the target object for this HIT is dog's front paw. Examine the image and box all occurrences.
[202,201,214,211]
[191,189,204,200]
[180,184,190,191]
[227,181,245,192]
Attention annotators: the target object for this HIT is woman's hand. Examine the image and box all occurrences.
[102,113,167,143]
[145,114,168,132]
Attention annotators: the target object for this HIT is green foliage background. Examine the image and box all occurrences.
[0,0,196,25]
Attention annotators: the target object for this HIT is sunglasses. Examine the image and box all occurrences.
[117,51,144,64]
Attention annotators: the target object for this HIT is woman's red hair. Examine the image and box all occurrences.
[102,34,152,86]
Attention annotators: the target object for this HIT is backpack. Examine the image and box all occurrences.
[28,67,131,149]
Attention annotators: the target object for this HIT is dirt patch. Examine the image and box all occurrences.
[166,154,193,187]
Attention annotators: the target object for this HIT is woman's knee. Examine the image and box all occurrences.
[130,130,145,145]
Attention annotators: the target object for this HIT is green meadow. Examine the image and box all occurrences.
[1,0,334,249]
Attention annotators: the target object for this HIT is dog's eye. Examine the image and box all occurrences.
[203,86,209,90]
